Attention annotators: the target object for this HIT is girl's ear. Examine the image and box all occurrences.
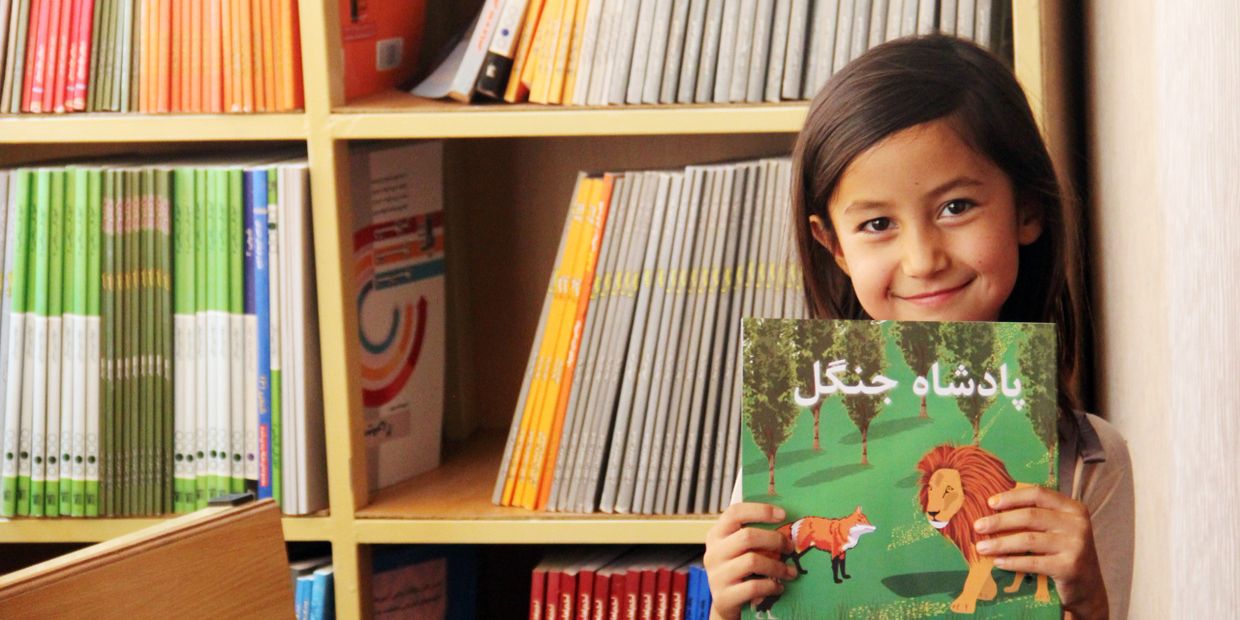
[1017,205,1044,246]
[809,214,850,276]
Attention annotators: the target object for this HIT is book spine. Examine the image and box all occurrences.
[1,171,31,517]
[530,568,546,620]
[227,169,244,494]
[266,169,281,505]
[156,167,174,513]
[476,0,530,100]
[171,168,193,513]
[22,169,51,516]
[252,169,272,499]
[99,170,115,515]
[242,170,258,493]
[43,168,65,517]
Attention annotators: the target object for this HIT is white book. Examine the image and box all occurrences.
[675,0,710,103]
[571,0,607,105]
[606,0,645,104]
[764,0,792,101]
[0,171,8,476]
[613,174,674,513]
[276,168,297,513]
[692,0,725,102]
[587,0,623,105]
[626,0,661,104]
[654,168,705,513]
[728,0,759,102]
[850,0,871,61]
[411,0,505,101]
[0,0,23,112]
[916,0,935,34]
[711,0,741,102]
[636,173,687,514]
[0,173,24,516]
[0,0,10,84]
[697,166,745,512]
[956,0,975,39]
[570,175,636,511]
[975,0,993,48]
[598,174,662,513]
[885,0,903,40]
[940,0,956,35]
[675,168,728,514]
[286,165,326,515]
[831,0,854,73]
[805,0,839,97]
[579,174,646,512]
[899,0,918,36]
[658,0,692,103]
[867,0,887,48]
[172,169,195,511]
[640,0,676,103]
[745,0,774,102]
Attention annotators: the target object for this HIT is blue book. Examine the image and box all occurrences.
[250,169,273,499]
[310,565,335,620]
[686,564,700,620]
[691,564,709,620]
[295,574,314,620]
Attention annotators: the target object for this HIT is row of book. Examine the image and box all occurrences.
[0,0,304,114]
[419,0,1010,106]
[494,156,807,515]
[531,547,710,620]
[290,556,336,620]
[0,156,326,518]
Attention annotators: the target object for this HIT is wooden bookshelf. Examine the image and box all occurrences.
[0,1,1067,618]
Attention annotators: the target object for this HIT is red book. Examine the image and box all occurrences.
[577,569,595,620]
[545,564,565,620]
[70,0,95,110]
[43,0,66,112]
[609,571,626,620]
[669,562,690,620]
[639,566,657,620]
[24,0,50,111]
[591,566,614,620]
[655,564,673,620]
[62,0,81,111]
[531,565,547,620]
[558,570,576,620]
[624,566,642,620]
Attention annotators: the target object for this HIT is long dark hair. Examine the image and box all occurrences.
[791,35,1086,408]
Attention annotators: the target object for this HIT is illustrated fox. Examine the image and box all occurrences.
[753,507,877,619]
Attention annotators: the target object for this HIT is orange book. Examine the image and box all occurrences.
[337,0,428,102]
[268,0,283,109]
[238,0,252,111]
[542,0,578,105]
[259,0,275,110]
[501,175,589,507]
[520,0,560,103]
[22,0,47,112]
[534,175,613,510]
[561,0,589,105]
[189,0,202,112]
[170,0,180,110]
[70,0,95,110]
[207,0,222,112]
[160,0,172,111]
[42,0,67,112]
[228,0,242,111]
[280,0,301,109]
[503,0,544,103]
[509,176,591,508]
[249,0,263,110]
[219,0,231,109]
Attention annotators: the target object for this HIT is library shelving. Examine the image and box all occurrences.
[0,1,1071,617]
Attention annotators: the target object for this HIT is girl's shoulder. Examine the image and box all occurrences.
[1066,411,1134,509]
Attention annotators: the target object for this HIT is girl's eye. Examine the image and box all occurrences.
[858,217,892,233]
[940,199,976,217]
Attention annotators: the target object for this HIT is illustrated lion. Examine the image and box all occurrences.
[916,444,1051,614]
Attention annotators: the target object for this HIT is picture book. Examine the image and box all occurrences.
[741,319,1060,619]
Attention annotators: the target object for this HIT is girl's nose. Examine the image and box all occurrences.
[900,227,949,278]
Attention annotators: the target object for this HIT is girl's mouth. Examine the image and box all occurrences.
[895,279,973,306]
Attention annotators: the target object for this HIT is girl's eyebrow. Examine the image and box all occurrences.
[841,176,986,215]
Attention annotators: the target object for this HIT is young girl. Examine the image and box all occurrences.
[704,36,1134,619]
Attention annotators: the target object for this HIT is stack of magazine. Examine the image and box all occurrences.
[414,0,1012,106]
[494,156,806,515]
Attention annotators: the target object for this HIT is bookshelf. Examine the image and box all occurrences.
[0,1,1070,617]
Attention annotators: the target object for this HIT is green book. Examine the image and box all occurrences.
[207,168,230,504]
[86,0,104,111]
[193,168,208,510]
[98,0,118,111]
[228,168,244,494]
[42,169,67,518]
[266,170,281,507]
[172,168,194,514]
[140,169,155,515]
[58,168,87,517]
[1,170,32,517]
[84,168,102,517]
[125,169,139,516]
[21,170,53,517]
[155,168,173,513]
[99,170,116,516]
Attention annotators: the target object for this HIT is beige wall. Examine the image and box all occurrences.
[1088,1,1240,617]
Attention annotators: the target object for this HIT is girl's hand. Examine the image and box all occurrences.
[973,486,1109,619]
[704,502,797,620]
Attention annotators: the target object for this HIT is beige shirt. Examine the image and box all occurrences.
[727,411,1136,619]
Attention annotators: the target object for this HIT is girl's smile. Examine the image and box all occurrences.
[808,118,1043,323]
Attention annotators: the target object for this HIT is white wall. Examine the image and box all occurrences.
[1088,1,1240,617]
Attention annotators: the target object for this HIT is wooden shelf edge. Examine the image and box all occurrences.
[353,517,713,545]
[0,113,308,143]
[0,515,333,542]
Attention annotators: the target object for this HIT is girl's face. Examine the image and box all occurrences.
[811,119,1042,322]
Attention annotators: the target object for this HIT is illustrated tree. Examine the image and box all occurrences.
[838,321,886,465]
[743,319,801,495]
[1018,323,1058,483]
[891,321,940,419]
[794,320,839,450]
[938,322,1001,444]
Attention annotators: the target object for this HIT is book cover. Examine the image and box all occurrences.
[372,545,477,620]
[350,142,445,494]
[740,319,1061,618]
[338,0,427,102]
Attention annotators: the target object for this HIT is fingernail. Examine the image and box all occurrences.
[993,558,1008,569]
[988,495,999,508]
[773,507,786,521]
[786,564,797,578]
[976,540,992,553]
[974,518,987,532]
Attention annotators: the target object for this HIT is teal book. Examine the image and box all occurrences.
[741,319,1060,619]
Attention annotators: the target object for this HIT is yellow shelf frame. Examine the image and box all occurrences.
[0,2,1059,618]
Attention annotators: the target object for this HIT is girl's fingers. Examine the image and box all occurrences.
[709,503,787,540]
[975,506,1089,537]
[975,531,1057,557]
[713,577,784,614]
[710,551,797,598]
[710,525,790,563]
[988,486,1086,516]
